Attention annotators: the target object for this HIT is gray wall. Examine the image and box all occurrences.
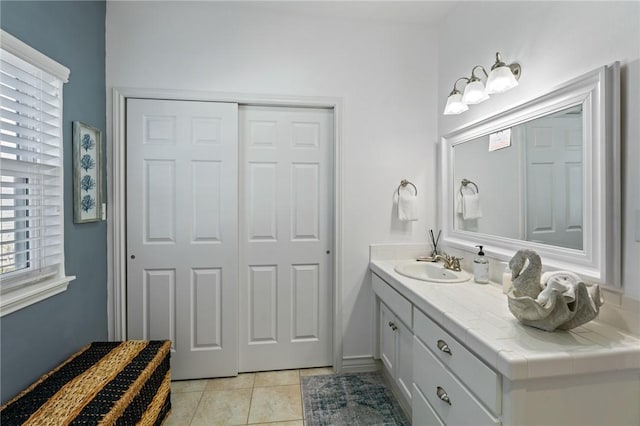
[1,1,107,403]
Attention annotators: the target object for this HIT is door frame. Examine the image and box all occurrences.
[107,87,344,372]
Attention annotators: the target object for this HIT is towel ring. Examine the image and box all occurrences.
[397,179,417,196]
[459,178,479,196]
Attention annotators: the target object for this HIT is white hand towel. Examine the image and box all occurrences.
[537,271,583,307]
[398,191,418,221]
[462,193,482,220]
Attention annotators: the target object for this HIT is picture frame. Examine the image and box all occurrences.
[73,121,102,223]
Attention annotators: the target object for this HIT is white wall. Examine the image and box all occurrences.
[438,1,640,301]
[106,2,439,362]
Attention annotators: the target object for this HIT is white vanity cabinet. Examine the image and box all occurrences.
[374,271,500,425]
[373,273,413,412]
[370,261,640,426]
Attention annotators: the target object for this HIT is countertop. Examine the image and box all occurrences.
[370,259,640,381]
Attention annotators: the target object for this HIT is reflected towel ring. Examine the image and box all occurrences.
[460,178,479,196]
[397,179,417,196]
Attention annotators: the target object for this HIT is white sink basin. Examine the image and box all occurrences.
[394,261,470,283]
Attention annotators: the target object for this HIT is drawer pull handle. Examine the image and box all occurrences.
[388,321,398,331]
[436,386,451,405]
[437,339,452,355]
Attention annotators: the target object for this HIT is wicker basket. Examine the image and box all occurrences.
[0,340,171,425]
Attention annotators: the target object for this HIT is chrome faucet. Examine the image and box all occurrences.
[417,253,463,272]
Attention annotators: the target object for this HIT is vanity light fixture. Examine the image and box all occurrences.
[485,52,521,94]
[462,66,490,105]
[443,52,521,115]
[443,78,470,115]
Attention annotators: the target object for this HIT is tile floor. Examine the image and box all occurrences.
[165,367,334,426]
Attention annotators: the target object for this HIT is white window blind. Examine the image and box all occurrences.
[0,34,68,291]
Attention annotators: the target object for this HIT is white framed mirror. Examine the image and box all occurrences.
[439,63,621,287]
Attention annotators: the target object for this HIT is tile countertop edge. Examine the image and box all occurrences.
[369,259,640,382]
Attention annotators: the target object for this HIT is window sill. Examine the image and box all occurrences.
[1,275,76,317]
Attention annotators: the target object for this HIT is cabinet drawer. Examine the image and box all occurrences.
[413,308,500,415]
[413,383,444,426]
[414,337,500,426]
[372,273,412,328]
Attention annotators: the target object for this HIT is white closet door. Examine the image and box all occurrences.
[525,115,583,250]
[239,106,333,371]
[126,99,238,380]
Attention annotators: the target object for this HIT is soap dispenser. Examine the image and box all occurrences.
[473,245,489,284]
[501,262,512,294]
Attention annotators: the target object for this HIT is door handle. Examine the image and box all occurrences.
[436,386,451,405]
[388,321,398,331]
[437,339,452,355]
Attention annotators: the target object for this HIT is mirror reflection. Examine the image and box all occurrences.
[453,104,583,250]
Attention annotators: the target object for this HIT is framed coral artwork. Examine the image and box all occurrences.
[73,121,102,223]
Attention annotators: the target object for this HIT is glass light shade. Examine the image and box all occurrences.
[462,80,490,104]
[443,92,468,115]
[486,66,519,94]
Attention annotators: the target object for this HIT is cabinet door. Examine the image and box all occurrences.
[379,302,396,376]
[396,319,413,404]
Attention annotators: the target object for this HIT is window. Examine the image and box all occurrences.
[0,30,73,316]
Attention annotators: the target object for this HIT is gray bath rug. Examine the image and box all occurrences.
[301,372,409,426]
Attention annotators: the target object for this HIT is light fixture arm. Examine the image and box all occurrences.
[469,65,489,81]
[491,52,507,70]
[449,77,470,95]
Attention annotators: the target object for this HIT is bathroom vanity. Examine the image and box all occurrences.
[369,61,637,425]
[370,256,640,426]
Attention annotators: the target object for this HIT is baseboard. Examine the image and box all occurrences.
[340,356,380,373]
